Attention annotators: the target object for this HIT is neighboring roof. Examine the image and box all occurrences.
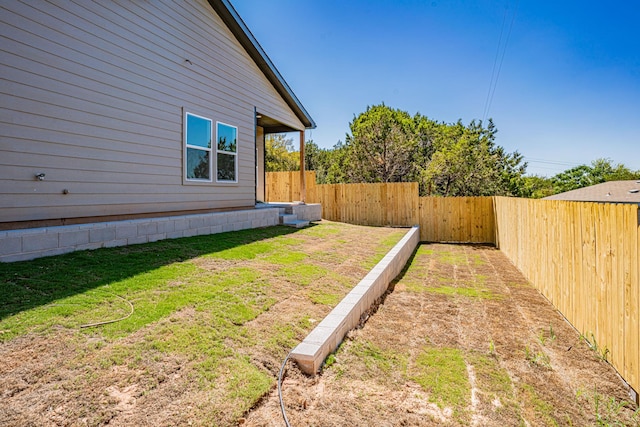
[544,180,640,204]
[208,0,316,130]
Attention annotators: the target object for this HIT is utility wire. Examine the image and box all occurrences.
[527,165,573,173]
[524,158,584,167]
[482,4,509,123]
[482,1,519,122]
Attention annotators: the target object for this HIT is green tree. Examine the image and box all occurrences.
[421,121,493,196]
[323,141,350,183]
[304,140,349,184]
[345,104,418,183]
[303,140,322,172]
[265,134,299,171]
[551,165,594,193]
[411,114,438,193]
[310,105,527,196]
[593,158,640,181]
[421,119,526,196]
[520,175,554,198]
[550,158,640,194]
[494,146,528,197]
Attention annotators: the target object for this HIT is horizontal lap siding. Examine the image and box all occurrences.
[0,0,304,223]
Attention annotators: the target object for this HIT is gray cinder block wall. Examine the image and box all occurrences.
[0,208,280,263]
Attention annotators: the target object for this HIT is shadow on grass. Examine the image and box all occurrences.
[385,243,420,292]
[0,226,303,321]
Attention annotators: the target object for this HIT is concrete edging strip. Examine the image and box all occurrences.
[291,225,420,375]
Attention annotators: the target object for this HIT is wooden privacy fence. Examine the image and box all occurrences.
[265,171,317,203]
[265,172,494,242]
[494,197,640,395]
[419,196,495,243]
[315,182,419,227]
[266,171,640,395]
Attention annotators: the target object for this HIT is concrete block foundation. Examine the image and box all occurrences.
[0,208,280,263]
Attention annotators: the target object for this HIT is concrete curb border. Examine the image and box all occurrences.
[291,226,420,375]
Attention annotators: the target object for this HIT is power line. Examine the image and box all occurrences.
[528,165,572,172]
[482,1,519,122]
[482,5,508,123]
[524,157,584,167]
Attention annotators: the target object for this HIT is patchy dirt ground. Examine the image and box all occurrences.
[245,244,639,426]
[2,232,638,426]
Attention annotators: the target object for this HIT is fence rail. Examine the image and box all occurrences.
[266,171,640,394]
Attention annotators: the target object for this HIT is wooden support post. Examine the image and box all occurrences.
[299,130,306,203]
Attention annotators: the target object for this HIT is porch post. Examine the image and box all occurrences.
[299,130,306,203]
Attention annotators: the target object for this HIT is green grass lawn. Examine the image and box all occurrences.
[0,222,406,426]
[1,227,297,338]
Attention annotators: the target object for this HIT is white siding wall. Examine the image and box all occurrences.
[0,0,305,223]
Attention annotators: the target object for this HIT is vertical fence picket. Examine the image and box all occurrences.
[626,206,640,390]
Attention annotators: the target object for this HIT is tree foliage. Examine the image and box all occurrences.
[503,159,640,198]
[326,104,527,196]
[550,158,640,194]
[304,140,348,184]
[420,119,526,196]
[345,105,418,183]
[297,104,638,198]
[520,175,555,199]
[265,134,299,172]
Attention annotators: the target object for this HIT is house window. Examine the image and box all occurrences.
[185,112,212,181]
[216,122,237,182]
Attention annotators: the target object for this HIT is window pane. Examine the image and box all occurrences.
[186,114,212,148]
[217,123,237,153]
[217,152,236,181]
[186,147,210,180]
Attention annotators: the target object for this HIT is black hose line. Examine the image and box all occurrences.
[278,351,292,427]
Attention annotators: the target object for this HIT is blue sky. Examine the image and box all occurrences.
[232,1,639,177]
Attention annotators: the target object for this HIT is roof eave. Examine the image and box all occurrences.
[207,0,316,129]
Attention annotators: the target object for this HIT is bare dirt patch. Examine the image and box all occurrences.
[245,244,639,426]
